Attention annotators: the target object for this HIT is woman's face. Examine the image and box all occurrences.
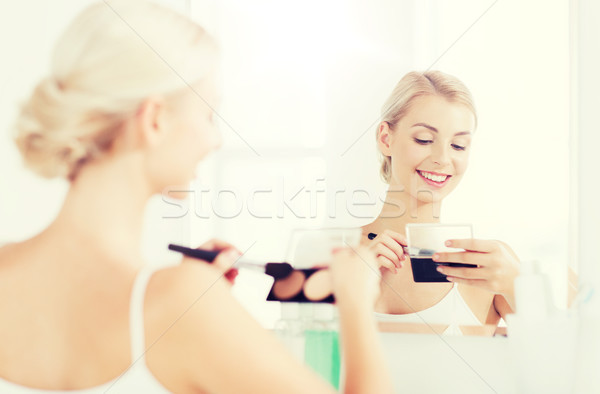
[150,79,222,192]
[379,94,475,203]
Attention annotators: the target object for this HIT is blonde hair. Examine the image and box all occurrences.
[378,70,477,183]
[15,0,217,180]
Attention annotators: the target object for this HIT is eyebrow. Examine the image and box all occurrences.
[411,123,471,136]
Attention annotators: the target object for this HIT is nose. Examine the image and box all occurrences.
[431,143,451,166]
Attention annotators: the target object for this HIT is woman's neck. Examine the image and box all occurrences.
[370,184,442,235]
[45,154,153,267]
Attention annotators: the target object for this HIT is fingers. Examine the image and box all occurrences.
[375,234,406,263]
[213,249,242,285]
[377,255,398,273]
[438,239,521,296]
[213,248,241,268]
[375,243,404,269]
[433,251,490,267]
[199,238,236,252]
[436,265,485,280]
[224,268,239,284]
[193,240,241,285]
[379,229,408,247]
[368,231,407,273]
[445,238,498,253]
[445,276,486,287]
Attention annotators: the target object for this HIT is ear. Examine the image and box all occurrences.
[134,96,169,149]
[377,121,393,156]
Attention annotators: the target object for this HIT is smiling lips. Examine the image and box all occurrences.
[417,170,451,188]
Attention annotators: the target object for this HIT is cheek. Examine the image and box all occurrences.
[453,153,470,175]
[184,116,219,155]
[197,124,220,157]
[202,121,221,149]
[396,143,428,170]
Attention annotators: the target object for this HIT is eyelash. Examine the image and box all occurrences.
[413,138,466,151]
[414,138,432,145]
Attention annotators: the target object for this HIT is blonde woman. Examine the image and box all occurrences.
[0,1,392,393]
[362,71,521,333]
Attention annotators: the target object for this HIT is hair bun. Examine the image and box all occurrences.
[13,1,216,181]
[15,76,90,179]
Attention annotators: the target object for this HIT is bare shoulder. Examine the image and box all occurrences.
[0,240,33,268]
[143,263,334,394]
[145,261,229,322]
[0,243,14,259]
[141,262,237,391]
[142,262,328,393]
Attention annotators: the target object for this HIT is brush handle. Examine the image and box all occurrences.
[168,244,294,279]
[168,244,219,262]
[168,243,271,267]
[367,233,410,254]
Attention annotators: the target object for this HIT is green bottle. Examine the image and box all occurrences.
[303,304,341,389]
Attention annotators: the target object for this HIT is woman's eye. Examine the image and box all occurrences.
[414,138,433,145]
[451,144,466,151]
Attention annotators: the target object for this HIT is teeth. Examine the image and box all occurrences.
[419,171,448,183]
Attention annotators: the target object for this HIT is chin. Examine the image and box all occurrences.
[410,183,456,204]
[161,186,194,200]
[160,176,196,200]
[411,191,445,204]
[164,190,193,200]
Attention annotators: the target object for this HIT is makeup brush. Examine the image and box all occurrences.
[168,244,294,279]
[367,232,414,254]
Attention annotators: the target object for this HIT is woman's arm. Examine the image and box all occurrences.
[360,229,407,274]
[147,246,393,394]
[493,294,514,320]
[147,262,335,394]
[330,247,394,394]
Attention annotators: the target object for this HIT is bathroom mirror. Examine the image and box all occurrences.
[0,0,574,333]
[186,0,574,329]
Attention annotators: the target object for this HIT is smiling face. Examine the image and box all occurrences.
[377,94,476,203]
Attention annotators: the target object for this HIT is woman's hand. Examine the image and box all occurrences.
[329,245,395,394]
[329,245,381,309]
[184,239,241,285]
[366,230,408,274]
[433,239,520,302]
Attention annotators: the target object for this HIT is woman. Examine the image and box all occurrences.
[0,1,392,393]
[362,71,521,333]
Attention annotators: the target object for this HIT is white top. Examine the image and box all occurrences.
[374,283,482,336]
[0,265,172,393]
